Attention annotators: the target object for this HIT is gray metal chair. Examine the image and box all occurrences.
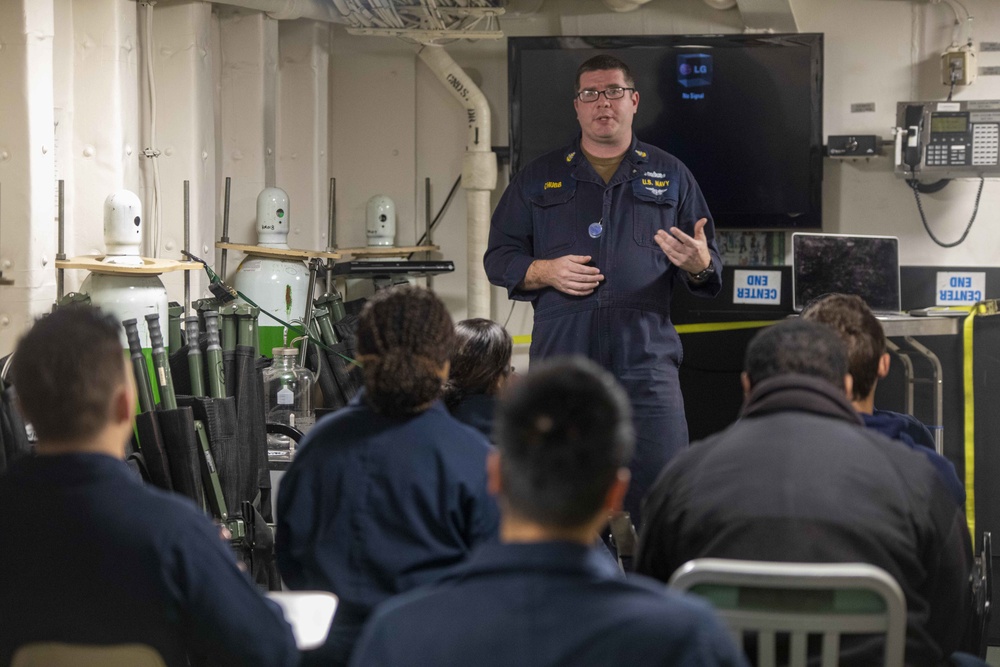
[11,643,167,667]
[668,558,907,667]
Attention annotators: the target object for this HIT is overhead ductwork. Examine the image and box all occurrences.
[735,0,797,32]
[602,0,738,12]
[208,0,345,22]
[703,0,737,9]
[601,0,653,12]
[600,0,794,32]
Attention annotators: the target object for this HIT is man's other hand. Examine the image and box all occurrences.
[655,218,711,275]
[523,255,604,296]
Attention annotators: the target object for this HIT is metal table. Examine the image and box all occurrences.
[877,315,962,455]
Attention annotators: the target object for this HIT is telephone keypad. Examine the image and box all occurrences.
[972,123,999,166]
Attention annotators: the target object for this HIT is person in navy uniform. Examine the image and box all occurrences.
[349,356,747,667]
[484,54,723,524]
[801,293,965,507]
[444,318,515,441]
[636,320,975,666]
[0,306,298,667]
[276,286,500,667]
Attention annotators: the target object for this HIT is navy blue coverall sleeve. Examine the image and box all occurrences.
[171,514,300,667]
[484,172,538,302]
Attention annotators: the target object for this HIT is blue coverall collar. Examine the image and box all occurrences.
[566,134,647,186]
[449,540,622,581]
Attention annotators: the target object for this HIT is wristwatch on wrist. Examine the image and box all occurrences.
[688,260,714,284]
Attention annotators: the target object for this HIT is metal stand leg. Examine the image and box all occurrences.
[886,339,915,417]
[904,335,944,455]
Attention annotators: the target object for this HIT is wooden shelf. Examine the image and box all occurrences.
[56,256,202,275]
[216,242,341,260]
[216,242,440,260]
[337,245,439,257]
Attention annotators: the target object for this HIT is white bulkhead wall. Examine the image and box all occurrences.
[5,0,1000,356]
[0,0,55,353]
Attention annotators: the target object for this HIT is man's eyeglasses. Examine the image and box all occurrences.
[575,87,636,103]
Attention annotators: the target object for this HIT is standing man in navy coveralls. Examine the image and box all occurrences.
[485,54,723,524]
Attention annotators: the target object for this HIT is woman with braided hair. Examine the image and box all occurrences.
[444,318,514,440]
[276,286,499,667]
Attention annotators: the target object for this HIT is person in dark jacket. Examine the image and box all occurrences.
[0,306,298,667]
[484,54,723,525]
[801,293,964,507]
[350,357,746,667]
[276,286,500,667]
[443,318,514,440]
[636,320,974,667]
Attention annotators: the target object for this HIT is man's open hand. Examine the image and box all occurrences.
[655,218,710,275]
[523,255,604,296]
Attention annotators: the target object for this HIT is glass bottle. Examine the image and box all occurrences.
[262,347,315,458]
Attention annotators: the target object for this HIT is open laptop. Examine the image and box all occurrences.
[792,233,903,315]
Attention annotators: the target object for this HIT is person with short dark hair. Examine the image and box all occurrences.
[801,293,964,506]
[349,357,747,667]
[443,318,514,439]
[636,319,974,666]
[0,306,298,667]
[276,286,500,666]
[485,53,723,525]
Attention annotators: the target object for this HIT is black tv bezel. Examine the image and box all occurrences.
[508,33,824,230]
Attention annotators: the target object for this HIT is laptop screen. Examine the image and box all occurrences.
[792,233,901,312]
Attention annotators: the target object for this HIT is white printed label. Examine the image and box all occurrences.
[937,102,961,112]
[277,387,294,405]
[936,271,985,305]
[733,270,782,305]
[240,259,263,273]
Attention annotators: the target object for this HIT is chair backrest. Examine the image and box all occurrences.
[11,643,167,667]
[668,559,907,667]
[266,590,339,650]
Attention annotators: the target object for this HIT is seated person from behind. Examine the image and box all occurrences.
[0,306,297,667]
[443,317,514,439]
[350,357,747,667]
[276,286,500,667]
[801,293,964,507]
[636,320,973,667]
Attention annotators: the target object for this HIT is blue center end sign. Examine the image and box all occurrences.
[936,271,985,305]
[733,270,782,305]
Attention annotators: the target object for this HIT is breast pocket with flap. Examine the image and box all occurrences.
[631,179,678,249]
[528,186,577,258]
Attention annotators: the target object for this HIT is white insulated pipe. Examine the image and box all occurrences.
[417,44,497,320]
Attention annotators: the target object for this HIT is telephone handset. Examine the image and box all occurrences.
[894,100,1000,179]
[903,104,924,172]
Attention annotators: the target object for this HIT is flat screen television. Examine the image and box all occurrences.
[508,34,824,230]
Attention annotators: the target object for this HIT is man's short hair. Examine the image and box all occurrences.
[10,306,127,442]
[800,294,886,400]
[494,356,634,529]
[744,319,849,389]
[576,54,635,91]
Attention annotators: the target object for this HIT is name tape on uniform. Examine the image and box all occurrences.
[936,271,985,305]
[733,270,781,305]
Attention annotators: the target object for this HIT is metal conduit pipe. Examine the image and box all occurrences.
[416,43,497,319]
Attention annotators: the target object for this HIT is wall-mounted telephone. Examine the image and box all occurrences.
[894,100,1000,179]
